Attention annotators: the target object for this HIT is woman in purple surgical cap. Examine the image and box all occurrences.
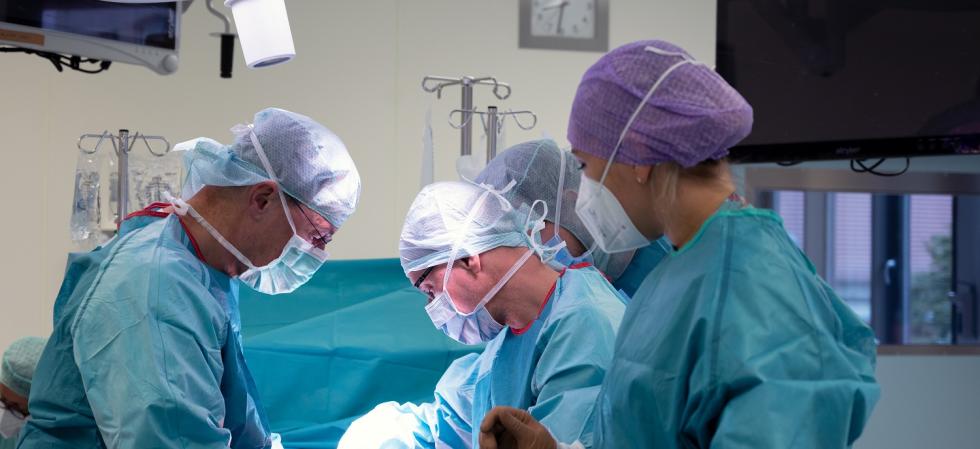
[479,40,879,449]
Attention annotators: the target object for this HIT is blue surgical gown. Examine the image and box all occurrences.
[339,265,625,449]
[594,204,880,449]
[17,212,273,449]
[1,435,15,449]
[611,237,671,298]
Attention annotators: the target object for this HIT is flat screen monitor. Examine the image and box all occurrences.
[0,0,180,74]
[717,0,980,163]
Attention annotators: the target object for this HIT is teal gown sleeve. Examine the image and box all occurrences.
[529,303,619,448]
[72,258,235,449]
[685,261,879,449]
[338,353,480,449]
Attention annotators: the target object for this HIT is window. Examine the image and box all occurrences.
[830,193,873,323]
[774,191,805,247]
[908,195,954,344]
[754,168,978,345]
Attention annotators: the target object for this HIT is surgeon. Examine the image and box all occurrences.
[479,40,880,449]
[337,180,625,449]
[18,108,361,449]
[474,139,671,297]
[0,337,46,449]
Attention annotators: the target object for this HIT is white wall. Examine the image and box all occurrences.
[858,355,980,449]
[0,0,717,353]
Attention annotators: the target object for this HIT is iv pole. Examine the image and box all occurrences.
[77,130,171,223]
[422,76,512,157]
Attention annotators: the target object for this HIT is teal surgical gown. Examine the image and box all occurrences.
[1,435,15,449]
[338,265,625,449]
[17,210,273,449]
[594,204,880,449]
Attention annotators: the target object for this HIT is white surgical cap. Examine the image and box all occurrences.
[399,181,535,276]
[178,107,361,227]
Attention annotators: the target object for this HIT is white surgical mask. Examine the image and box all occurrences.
[424,182,556,345]
[574,173,649,253]
[0,404,26,439]
[170,126,329,295]
[425,249,535,345]
[574,46,702,254]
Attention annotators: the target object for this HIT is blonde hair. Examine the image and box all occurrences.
[650,158,734,231]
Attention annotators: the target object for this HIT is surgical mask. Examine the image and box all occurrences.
[0,405,26,439]
[541,148,592,269]
[424,182,555,345]
[547,234,593,268]
[425,248,536,345]
[574,46,704,254]
[170,127,329,295]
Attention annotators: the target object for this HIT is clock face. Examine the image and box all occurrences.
[530,0,596,39]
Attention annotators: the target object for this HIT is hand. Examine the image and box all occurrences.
[479,406,557,449]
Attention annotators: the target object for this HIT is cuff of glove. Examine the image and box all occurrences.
[270,433,284,449]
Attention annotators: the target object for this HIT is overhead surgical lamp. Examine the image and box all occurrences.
[224,0,295,68]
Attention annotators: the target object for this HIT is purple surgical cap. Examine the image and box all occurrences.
[567,40,754,168]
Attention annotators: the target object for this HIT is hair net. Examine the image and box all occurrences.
[1,336,47,397]
[400,181,549,276]
[568,40,754,168]
[474,139,635,279]
[178,107,361,227]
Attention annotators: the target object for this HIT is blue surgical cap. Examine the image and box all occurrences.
[1,337,47,397]
[474,139,635,278]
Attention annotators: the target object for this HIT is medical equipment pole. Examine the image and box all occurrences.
[116,129,130,224]
[486,106,498,163]
[461,77,474,156]
[421,75,512,159]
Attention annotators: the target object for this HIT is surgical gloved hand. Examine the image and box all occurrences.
[479,406,557,449]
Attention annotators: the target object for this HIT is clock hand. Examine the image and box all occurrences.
[541,0,569,10]
[557,2,566,35]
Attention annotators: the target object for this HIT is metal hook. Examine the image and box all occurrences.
[76,130,113,155]
[448,109,476,130]
[136,133,172,157]
[422,76,465,100]
[492,80,512,100]
[422,75,512,100]
[506,110,537,130]
[205,0,232,34]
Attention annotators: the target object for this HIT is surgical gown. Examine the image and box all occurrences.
[17,209,273,449]
[594,204,880,449]
[611,237,670,298]
[339,265,625,449]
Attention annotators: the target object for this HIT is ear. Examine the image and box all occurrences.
[633,165,654,185]
[246,181,280,219]
[458,254,483,276]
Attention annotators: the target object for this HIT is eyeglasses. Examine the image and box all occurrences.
[290,198,332,250]
[0,399,27,419]
[414,266,435,289]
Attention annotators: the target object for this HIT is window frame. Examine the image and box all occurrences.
[744,167,980,346]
